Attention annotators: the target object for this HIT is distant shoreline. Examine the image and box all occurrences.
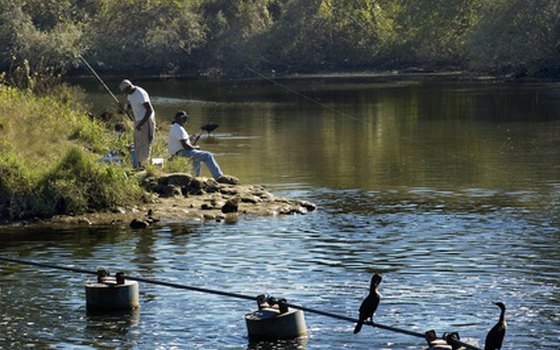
[67,69,548,84]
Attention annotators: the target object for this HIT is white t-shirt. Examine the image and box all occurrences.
[168,122,190,155]
[127,86,154,122]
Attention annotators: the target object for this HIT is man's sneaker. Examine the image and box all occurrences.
[217,175,240,185]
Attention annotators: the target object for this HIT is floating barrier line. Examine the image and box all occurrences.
[0,256,480,350]
[0,256,97,276]
[121,274,255,302]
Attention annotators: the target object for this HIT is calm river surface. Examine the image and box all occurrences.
[1,75,559,349]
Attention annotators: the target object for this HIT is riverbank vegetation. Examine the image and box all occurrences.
[0,69,147,223]
[0,0,558,78]
[1,0,559,223]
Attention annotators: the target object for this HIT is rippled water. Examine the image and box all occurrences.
[1,189,558,349]
[1,77,559,349]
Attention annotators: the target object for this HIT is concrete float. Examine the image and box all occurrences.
[85,270,139,311]
[245,296,307,340]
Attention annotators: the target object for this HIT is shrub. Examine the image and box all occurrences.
[0,71,148,223]
[0,152,36,222]
[38,147,145,216]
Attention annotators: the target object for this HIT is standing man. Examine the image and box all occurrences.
[168,110,239,184]
[119,79,156,168]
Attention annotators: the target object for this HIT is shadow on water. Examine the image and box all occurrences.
[85,309,140,334]
[247,336,308,350]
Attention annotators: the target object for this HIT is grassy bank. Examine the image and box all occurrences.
[0,83,147,223]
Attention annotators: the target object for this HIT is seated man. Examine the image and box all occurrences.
[168,111,238,184]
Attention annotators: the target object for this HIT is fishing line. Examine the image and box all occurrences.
[245,65,366,124]
[0,256,480,350]
[193,108,219,145]
[78,54,133,121]
[244,65,481,169]
[242,1,486,169]
[192,84,236,145]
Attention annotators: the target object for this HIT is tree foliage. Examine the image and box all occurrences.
[0,0,84,73]
[468,0,560,76]
[0,0,558,77]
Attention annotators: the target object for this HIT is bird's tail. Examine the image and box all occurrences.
[353,320,363,334]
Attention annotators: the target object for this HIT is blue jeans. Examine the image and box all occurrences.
[177,149,223,179]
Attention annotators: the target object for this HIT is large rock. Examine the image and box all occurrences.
[221,196,240,213]
[158,173,194,187]
[157,184,182,198]
[130,218,149,229]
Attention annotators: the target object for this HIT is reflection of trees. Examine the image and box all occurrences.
[81,77,559,194]
[209,80,558,191]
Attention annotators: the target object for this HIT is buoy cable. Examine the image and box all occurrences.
[0,256,97,276]
[0,256,481,349]
[121,274,255,302]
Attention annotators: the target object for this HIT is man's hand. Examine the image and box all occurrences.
[118,103,129,114]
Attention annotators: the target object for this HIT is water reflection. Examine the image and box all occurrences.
[0,196,558,349]
[247,337,308,350]
[85,309,140,335]
[132,229,158,269]
[1,78,558,349]
[77,77,560,191]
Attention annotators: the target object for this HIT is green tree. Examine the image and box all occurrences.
[381,0,481,68]
[0,0,84,73]
[198,0,276,73]
[468,0,560,76]
[252,0,324,71]
[83,0,206,74]
[1,0,558,78]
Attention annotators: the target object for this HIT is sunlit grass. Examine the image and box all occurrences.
[0,84,146,222]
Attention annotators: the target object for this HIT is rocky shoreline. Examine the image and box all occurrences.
[39,173,316,229]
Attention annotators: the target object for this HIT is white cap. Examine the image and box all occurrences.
[119,79,134,91]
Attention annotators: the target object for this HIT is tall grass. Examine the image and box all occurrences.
[0,83,146,223]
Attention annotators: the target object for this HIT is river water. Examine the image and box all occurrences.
[1,75,559,349]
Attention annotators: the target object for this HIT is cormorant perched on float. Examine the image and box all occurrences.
[353,273,382,334]
[484,302,507,350]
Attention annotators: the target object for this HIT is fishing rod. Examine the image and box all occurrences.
[192,116,218,145]
[192,131,203,145]
[192,91,229,145]
[77,54,133,121]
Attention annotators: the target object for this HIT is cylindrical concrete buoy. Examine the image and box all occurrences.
[85,271,139,311]
[245,307,307,340]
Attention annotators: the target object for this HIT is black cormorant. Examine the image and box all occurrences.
[484,302,507,350]
[353,273,382,334]
[256,294,269,310]
[278,298,289,314]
